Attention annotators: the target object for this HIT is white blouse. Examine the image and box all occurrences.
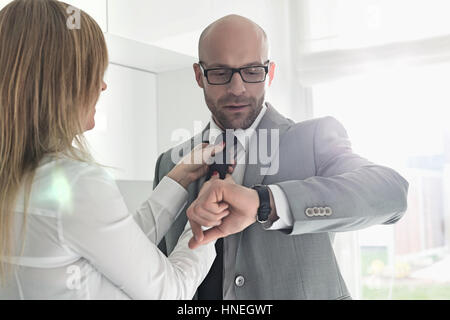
[0,154,215,300]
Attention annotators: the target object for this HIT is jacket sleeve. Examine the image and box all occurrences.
[275,116,409,235]
[152,151,169,253]
[153,152,165,189]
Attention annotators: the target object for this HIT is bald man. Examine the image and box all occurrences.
[153,15,409,300]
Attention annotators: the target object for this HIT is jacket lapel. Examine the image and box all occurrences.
[242,103,293,187]
[192,123,211,195]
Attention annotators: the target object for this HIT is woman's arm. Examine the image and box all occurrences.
[132,176,188,245]
[132,142,227,245]
[60,164,215,299]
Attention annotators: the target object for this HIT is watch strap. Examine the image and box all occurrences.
[252,184,271,223]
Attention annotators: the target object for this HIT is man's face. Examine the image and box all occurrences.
[194,25,274,130]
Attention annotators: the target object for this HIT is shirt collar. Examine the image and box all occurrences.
[208,103,268,150]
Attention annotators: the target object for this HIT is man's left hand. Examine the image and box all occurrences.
[187,173,260,249]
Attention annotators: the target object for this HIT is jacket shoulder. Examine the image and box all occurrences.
[155,132,205,177]
[284,116,348,140]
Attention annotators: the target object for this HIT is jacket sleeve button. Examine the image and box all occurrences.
[235,275,245,287]
[313,207,319,215]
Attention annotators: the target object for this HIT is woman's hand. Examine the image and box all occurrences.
[167,142,225,189]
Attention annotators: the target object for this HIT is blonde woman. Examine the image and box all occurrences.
[0,0,228,299]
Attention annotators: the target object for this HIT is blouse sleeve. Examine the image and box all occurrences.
[59,165,215,299]
[132,175,189,245]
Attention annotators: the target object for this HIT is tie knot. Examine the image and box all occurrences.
[205,130,238,180]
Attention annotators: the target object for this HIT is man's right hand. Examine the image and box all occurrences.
[186,173,260,249]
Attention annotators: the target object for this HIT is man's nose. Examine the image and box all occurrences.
[227,72,246,96]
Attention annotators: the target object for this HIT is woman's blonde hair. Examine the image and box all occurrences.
[0,0,108,282]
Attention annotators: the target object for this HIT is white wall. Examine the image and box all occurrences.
[157,67,210,154]
[84,64,158,181]
[63,0,107,32]
[0,0,9,9]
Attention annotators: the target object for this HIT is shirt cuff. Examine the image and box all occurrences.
[266,185,294,230]
[151,176,189,219]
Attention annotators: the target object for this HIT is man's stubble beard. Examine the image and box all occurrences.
[204,91,266,130]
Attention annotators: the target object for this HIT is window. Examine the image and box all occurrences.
[299,0,450,299]
[302,0,450,52]
[312,62,450,299]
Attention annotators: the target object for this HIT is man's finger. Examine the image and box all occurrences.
[189,225,228,249]
[202,194,228,213]
[190,206,229,226]
[216,202,229,212]
[189,220,204,243]
[188,236,202,249]
[201,227,227,245]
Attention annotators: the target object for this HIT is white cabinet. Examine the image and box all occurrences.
[84,64,158,181]
[104,33,195,74]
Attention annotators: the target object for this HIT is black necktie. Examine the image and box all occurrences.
[197,132,237,300]
[205,131,238,180]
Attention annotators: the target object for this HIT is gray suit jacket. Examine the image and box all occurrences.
[153,103,409,299]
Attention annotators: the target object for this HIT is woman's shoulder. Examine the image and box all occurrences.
[15,154,114,214]
[32,153,118,203]
[28,154,122,214]
[37,154,111,183]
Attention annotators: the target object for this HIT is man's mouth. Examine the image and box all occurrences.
[223,104,249,111]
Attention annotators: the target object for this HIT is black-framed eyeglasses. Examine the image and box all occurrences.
[199,60,270,85]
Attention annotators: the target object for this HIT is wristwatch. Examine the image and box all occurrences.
[251,184,272,224]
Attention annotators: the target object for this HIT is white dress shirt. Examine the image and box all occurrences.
[0,154,215,300]
[207,103,294,299]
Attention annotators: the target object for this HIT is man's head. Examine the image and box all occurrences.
[193,15,275,130]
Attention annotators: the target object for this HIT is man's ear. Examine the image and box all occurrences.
[193,63,204,88]
[268,62,276,87]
